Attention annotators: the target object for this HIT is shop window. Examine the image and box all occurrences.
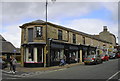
[35,27,42,37]
[37,47,43,62]
[51,50,61,62]
[73,34,76,43]
[28,47,34,61]
[54,51,60,61]
[58,30,62,40]
[24,47,43,63]
[70,51,78,62]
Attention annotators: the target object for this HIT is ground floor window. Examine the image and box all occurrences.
[51,49,64,62]
[24,46,43,63]
[69,51,78,62]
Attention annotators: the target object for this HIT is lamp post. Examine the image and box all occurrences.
[44,0,56,67]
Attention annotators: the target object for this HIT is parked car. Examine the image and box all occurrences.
[0,58,8,69]
[109,53,116,59]
[100,54,109,61]
[84,55,103,65]
[116,52,120,58]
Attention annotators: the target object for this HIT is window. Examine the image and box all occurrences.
[35,27,42,37]
[83,37,85,44]
[58,30,62,40]
[67,31,69,41]
[73,34,76,43]
[24,28,26,41]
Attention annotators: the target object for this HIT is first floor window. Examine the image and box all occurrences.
[58,30,62,40]
[73,34,76,43]
[35,27,42,37]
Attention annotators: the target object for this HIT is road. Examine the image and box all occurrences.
[1,58,120,81]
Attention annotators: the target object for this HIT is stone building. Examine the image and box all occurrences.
[19,20,115,67]
[0,35,21,61]
[99,26,116,46]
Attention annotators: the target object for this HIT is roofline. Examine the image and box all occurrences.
[19,20,113,44]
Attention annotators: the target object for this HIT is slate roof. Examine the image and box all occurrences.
[20,20,112,44]
[0,35,20,54]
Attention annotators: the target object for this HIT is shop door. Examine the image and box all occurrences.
[64,49,69,64]
[82,50,86,62]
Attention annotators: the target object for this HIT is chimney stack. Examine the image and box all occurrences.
[103,26,108,31]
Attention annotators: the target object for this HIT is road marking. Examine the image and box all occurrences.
[2,68,67,78]
[106,71,120,81]
[4,78,18,79]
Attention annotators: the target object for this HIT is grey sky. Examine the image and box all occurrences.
[0,0,119,47]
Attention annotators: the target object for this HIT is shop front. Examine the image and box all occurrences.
[68,45,79,64]
[50,41,80,66]
[81,45,88,62]
[81,45,97,62]
[50,42,64,66]
[22,43,45,67]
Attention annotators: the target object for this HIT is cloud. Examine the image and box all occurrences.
[1,1,118,47]
[1,24,21,48]
[2,2,46,24]
[102,2,118,23]
[62,18,118,40]
[1,0,119,2]
[64,19,106,34]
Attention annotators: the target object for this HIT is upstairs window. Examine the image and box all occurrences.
[24,28,26,41]
[83,37,85,44]
[58,30,62,40]
[73,34,76,43]
[35,27,42,37]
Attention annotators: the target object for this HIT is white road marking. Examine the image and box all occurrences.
[4,78,18,79]
[2,68,67,78]
[106,71,120,81]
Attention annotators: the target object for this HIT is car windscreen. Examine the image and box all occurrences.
[0,58,2,63]
[109,53,115,56]
[100,55,105,57]
[87,55,94,58]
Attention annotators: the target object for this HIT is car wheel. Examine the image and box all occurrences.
[84,63,88,65]
[94,61,97,65]
[101,60,103,63]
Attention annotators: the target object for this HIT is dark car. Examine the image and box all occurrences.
[0,58,8,69]
[100,54,109,61]
[84,55,103,65]
[116,52,120,58]
[109,53,116,59]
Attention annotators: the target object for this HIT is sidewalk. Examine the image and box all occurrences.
[3,62,84,73]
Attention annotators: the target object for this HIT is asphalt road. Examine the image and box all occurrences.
[30,59,119,80]
[2,58,120,81]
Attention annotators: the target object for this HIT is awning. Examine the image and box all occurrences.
[69,46,78,50]
[51,43,64,49]
[21,42,46,46]
[28,42,46,45]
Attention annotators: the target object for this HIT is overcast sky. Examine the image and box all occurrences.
[0,0,119,48]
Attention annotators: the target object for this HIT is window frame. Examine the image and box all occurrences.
[58,30,63,40]
[35,26,43,38]
[73,34,76,43]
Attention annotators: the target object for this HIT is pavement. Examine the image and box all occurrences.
[3,62,84,73]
